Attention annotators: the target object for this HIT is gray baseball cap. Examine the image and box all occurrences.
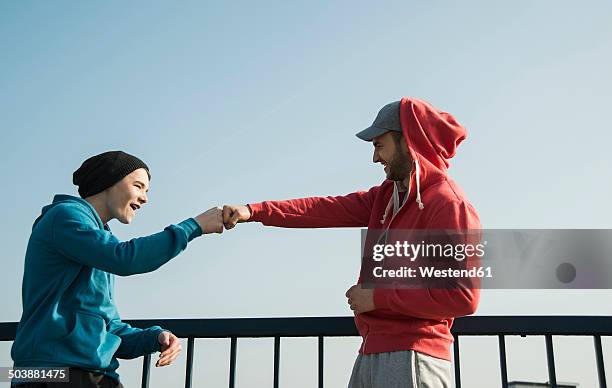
[356,100,402,141]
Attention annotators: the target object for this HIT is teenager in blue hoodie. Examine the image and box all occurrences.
[11,151,223,387]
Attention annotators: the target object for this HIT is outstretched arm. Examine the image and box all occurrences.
[223,186,381,229]
[53,205,224,276]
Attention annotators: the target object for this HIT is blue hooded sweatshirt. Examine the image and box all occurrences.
[11,195,202,381]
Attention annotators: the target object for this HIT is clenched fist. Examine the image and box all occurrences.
[346,284,375,314]
[195,207,224,234]
[222,204,251,230]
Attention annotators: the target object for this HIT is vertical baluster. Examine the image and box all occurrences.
[453,334,461,388]
[274,336,280,388]
[141,354,151,388]
[185,338,195,388]
[229,337,237,388]
[594,335,607,388]
[545,335,557,388]
[498,335,508,388]
[318,336,324,388]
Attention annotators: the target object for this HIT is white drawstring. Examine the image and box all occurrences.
[415,158,425,210]
[380,196,393,225]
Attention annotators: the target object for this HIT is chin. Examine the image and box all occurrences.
[118,215,133,224]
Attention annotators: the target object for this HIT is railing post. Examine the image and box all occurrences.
[498,335,508,388]
[545,335,557,388]
[453,334,461,388]
[141,353,151,388]
[274,336,280,388]
[229,337,237,388]
[318,336,324,388]
[594,335,607,388]
[185,337,195,388]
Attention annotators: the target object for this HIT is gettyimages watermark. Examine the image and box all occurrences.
[359,229,612,289]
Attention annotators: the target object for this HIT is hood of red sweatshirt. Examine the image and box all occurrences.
[398,97,467,210]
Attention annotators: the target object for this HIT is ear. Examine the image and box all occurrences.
[398,135,409,154]
[398,137,415,165]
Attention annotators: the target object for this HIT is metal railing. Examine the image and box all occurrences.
[1,316,611,388]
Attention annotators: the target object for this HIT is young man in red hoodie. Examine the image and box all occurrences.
[223,97,481,387]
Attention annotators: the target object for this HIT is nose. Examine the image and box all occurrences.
[373,149,380,164]
[139,192,148,205]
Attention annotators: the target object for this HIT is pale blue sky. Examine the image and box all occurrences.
[1,1,612,387]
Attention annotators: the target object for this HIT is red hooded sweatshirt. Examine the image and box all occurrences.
[248,97,481,361]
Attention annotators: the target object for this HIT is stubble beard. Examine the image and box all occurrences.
[386,150,412,182]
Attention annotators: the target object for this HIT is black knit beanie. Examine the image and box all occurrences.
[72,151,151,198]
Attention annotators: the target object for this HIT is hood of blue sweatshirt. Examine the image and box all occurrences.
[34,194,101,226]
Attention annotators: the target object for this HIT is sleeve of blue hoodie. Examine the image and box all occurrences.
[106,274,165,359]
[108,313,164,359]
[52,204,203,276]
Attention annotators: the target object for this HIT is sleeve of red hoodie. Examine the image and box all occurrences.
[248,186,380,228]
[373,200,481,320]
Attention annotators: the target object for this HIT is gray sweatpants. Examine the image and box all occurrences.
[348,350,451,388]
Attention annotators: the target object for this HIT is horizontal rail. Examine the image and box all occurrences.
[451,316,612,336]
[2,316,612,341]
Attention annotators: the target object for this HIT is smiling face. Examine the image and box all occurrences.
[104,168,149,224]
[372,131,412,181]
